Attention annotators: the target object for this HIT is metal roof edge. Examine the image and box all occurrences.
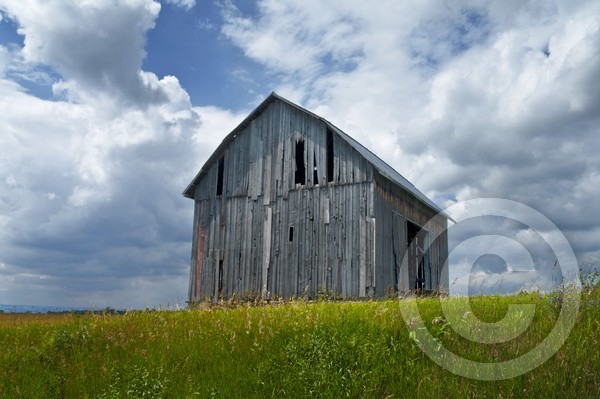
[322,121,453,222]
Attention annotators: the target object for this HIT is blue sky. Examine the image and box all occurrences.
[143,1,265,109]
[0,0,599,309]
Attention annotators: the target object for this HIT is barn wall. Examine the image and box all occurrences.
[188,98,449,302]
[374,173,448,295]
[190,182,375,301]
[192,99,374,202]
[189,99,377,301]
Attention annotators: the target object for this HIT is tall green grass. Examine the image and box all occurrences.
[1,285,598,398]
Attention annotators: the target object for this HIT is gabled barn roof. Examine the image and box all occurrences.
[183,92,450,220]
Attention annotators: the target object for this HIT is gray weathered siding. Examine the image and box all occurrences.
[190,183,375,301]
[374,173,448,295]
[189,99,376,301]
[192,99,373,202]
[188,97,449,302]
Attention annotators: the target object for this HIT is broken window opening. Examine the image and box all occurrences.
[313,151,319,185]
[294,139,306,185]
[288,226,294,242]
[327,129,333,183]
[216,156,225,196]
[326,128,334,183]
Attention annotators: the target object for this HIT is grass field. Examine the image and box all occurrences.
[1,284,598,398]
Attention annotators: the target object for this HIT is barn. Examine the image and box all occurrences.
[183,93,450,302]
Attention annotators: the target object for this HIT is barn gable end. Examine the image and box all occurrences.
[184,93,449,302]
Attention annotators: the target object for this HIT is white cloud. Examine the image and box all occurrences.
[164,0,195,11]
[221,0,600,294]
[0,74,243,307]
[220,0,370,78]
[0,45,9,76]
[0,0,246,308]
[1,0,598,307]
[0,0,166,107]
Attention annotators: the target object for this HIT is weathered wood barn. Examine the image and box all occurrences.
[184,93,449,302]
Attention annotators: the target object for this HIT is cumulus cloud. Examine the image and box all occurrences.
[415,2,600,236]
[0,0,245,308]
[0,0,168,107]
[1,0,598,307]
[0,79,242,307]
[220,0,600,293]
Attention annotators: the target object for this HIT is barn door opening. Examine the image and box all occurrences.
[407,221,428,293]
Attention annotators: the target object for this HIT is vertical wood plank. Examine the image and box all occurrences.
[262,207,272,294]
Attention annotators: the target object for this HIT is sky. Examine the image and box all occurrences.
[0,0,598,309]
